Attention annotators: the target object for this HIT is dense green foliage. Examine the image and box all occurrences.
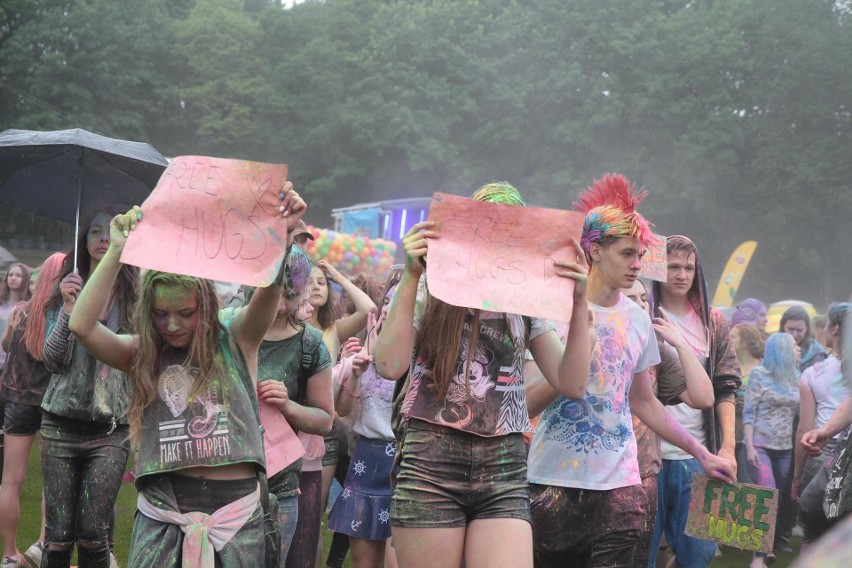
[1,0,850,306]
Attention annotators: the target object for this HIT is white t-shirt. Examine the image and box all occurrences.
[802,356,846,437]
[527,293,660,490]
[661,306,708,460]
[353,364,395,441]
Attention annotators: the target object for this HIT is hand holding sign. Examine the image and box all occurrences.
[401,220,440,279]
[278,180,307,235]
[549,238,589,303]
[686,475,778,553]
[121,156,301,286]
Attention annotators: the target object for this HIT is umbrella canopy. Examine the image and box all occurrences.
[0,128,168,224]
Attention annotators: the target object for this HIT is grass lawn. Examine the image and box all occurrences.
[2,439,797,568]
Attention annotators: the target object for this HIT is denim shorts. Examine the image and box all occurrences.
[3,401,42,435]
[391,419,530,528]
[322,429,340,467]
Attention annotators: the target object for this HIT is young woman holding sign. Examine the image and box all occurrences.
[374,182,592,568]
[66,184,306,567]
[251,244,335,562]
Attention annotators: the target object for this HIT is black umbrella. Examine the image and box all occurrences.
[0,128,169,268]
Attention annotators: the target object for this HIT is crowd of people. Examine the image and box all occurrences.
[0,173,848,568]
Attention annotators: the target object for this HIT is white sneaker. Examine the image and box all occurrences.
[1,555,26,568]
[22,541,43,568]
[110,551,119,568]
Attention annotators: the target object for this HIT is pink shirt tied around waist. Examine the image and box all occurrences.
[136,484,261,568]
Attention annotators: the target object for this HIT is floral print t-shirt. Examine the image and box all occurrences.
[742,367,800,450]
[528,293,660,490]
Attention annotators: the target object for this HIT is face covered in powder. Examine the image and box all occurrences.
[86,212,112,261]
[152,284,200,349]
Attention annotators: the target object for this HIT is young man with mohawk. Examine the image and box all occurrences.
[526,174,735,568]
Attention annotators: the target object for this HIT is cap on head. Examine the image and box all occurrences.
[573,173,653,254]
[292,220,314,241]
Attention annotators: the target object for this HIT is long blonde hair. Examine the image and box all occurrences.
[129,271,225,443]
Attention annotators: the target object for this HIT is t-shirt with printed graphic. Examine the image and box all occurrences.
[528,293,660,490]
[742,367,800,450]
[135,334,266,480]
[354,363,396,441]
[401,277,553,438]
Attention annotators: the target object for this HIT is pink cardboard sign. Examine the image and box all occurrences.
[121,156,289,286]
[639,233,667,282]
[259,401,305,477]
[425,193,584,321]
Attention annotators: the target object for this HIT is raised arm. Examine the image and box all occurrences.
[529,238,591,400]
[230,183,306,356]
[318,260,377,341]
[374,222,438,380]
[67,209,139,374]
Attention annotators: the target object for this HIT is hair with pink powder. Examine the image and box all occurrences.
[572,173,654,253]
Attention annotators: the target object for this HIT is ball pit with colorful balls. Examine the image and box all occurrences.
[304,225,397,279]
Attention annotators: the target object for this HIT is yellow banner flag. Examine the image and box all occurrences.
[711,241,758,307]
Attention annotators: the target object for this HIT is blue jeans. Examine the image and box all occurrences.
[649,459,717,568]
[277,494,298,567]
[746,447,792,557]
[40,412,130,568]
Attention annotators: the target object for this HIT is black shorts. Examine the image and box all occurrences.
[3,401,42,436]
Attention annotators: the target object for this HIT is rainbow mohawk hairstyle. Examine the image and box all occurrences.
[572,173,653,254]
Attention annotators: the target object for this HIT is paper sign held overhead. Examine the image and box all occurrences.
[121,156,289,286]
[425,193,584,321]
[685,474,778,553]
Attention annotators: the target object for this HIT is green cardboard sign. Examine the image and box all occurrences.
[685,474,778,553]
